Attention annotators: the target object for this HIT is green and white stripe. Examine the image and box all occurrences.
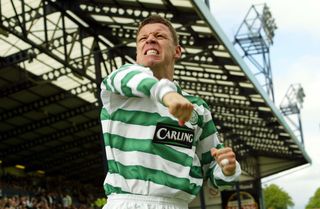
[104,173,195,201]
[100,64,238,202]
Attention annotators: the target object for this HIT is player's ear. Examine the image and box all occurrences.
[174,45,182,59]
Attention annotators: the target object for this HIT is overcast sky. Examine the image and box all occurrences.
[210,0,320,208]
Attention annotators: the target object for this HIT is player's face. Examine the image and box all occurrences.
[136,23,181,69]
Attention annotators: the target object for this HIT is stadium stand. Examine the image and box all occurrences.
[0,0,311,208]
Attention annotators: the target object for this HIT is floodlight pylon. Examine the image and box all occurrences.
[234,4,277,102]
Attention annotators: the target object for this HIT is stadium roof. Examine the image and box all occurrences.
[0,0,311,187]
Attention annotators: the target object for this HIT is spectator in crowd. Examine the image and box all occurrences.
[0,173,100,209]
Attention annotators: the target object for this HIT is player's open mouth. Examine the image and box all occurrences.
[145,49,159,55]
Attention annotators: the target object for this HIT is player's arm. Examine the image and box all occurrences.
[101,64,193,124]
[101,64,176,102]
[162,92,193,126]
[196,105,241,189]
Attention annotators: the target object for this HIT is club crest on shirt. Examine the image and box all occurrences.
[189,109,199,125]
[153,123,194,149]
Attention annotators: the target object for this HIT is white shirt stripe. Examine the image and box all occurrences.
[102,119,156,139]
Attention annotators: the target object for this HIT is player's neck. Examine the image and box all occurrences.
[152,68,173,81]
[150,64,174,81]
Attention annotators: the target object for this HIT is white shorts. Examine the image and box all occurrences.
[102,194,188,209]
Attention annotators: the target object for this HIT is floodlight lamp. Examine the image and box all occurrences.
[263,6,271,18]
[261,5,277,45]
[296,86,305,108]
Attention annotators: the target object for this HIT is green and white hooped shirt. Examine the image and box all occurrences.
[100,63,241,203]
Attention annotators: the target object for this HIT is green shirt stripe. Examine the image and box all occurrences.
[201,151,213,165]
[106,109,181,127]
[104,133,194,168]
[104,184,129,195]
[108,160,201,195]
[102,79,112,91]
[109,64,132,94]
[121,70,141,97]
[199,120,217,141]
[137,78,158,96]
[100,108,111,121]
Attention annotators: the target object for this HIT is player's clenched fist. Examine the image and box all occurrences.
[163,92,193,126]
[211,147,237,176]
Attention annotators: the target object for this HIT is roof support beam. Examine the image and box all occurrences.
[0,49,36,68]
[0,83,97,121]
[0,102,99,142]
[0,0,131,84]
[0,119,99,157]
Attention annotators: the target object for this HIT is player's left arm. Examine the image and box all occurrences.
[196,105,241,189]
